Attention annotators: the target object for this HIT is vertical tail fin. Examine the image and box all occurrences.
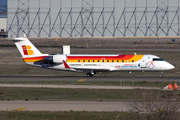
[12,37,43,58]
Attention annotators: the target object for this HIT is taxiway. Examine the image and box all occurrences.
[0,101,133,112]
[0,76,178,82]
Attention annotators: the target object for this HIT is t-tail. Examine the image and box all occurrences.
[12,37,49,65]
[12,37,47,58]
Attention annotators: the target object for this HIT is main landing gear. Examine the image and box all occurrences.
[86,72,96,77]
[87,73,93,77]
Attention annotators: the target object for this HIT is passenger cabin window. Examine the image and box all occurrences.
[112,60,114,62]
[83,60,85,62]
[122,60,124,62]
[132,60,134,62]
[102,60,104,62]
[78,60,80,62]
[93,60,94,62]
[153,58,164,61]
[117,60,119,62]
[97,60,99,62]
[88,60,90,62]
[107,60,109,62]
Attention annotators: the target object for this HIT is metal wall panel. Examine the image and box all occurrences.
[8,0,180,37]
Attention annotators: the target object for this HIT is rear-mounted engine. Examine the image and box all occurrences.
[43,55,67,64]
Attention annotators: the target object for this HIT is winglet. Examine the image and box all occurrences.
[63,60,71,69]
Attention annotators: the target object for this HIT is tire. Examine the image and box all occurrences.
[159,74,163,77]
[87,73,93,77]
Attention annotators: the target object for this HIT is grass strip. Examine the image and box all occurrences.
[0,111,140,120]
[0,87,179,101]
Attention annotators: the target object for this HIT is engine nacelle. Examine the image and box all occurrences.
[53,55,67,64]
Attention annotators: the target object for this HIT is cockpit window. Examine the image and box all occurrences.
[153,58,164,61]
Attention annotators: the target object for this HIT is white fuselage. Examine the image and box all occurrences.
[24,54,174,73]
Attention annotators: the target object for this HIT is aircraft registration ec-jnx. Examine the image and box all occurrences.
[12,37,175,77]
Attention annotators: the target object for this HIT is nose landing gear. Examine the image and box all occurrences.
[159,71,163,77]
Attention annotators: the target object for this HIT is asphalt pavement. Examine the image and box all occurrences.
[0,101,133,112]
[0,76,178,82]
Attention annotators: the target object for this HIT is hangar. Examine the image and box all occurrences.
[7,0,180,37]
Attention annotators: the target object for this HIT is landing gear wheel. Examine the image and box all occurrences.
[87,73,93,77]
[159,74,163,77]
[159,71,163,77]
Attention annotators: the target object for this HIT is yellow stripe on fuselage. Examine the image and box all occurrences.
[128,55,144,61]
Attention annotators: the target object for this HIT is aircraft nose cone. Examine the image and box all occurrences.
[167,64,175,70]
[171,65,175,69]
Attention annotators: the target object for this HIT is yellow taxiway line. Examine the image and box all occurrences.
[14,108,27,111]
[77,79,86,82]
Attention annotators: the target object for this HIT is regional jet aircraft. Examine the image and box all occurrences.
[12,37,174,77]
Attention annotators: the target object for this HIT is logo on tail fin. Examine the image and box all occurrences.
[22,45,34,55]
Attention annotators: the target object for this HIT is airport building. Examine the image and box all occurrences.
[0,18,7,37]
[0,0,7,37]
[7,0,180,37]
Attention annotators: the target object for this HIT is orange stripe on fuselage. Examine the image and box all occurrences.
[23,56,49,62]
[23,55,144,63]
[67,55,144,62]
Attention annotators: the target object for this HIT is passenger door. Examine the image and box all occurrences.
[141,58,147,68]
